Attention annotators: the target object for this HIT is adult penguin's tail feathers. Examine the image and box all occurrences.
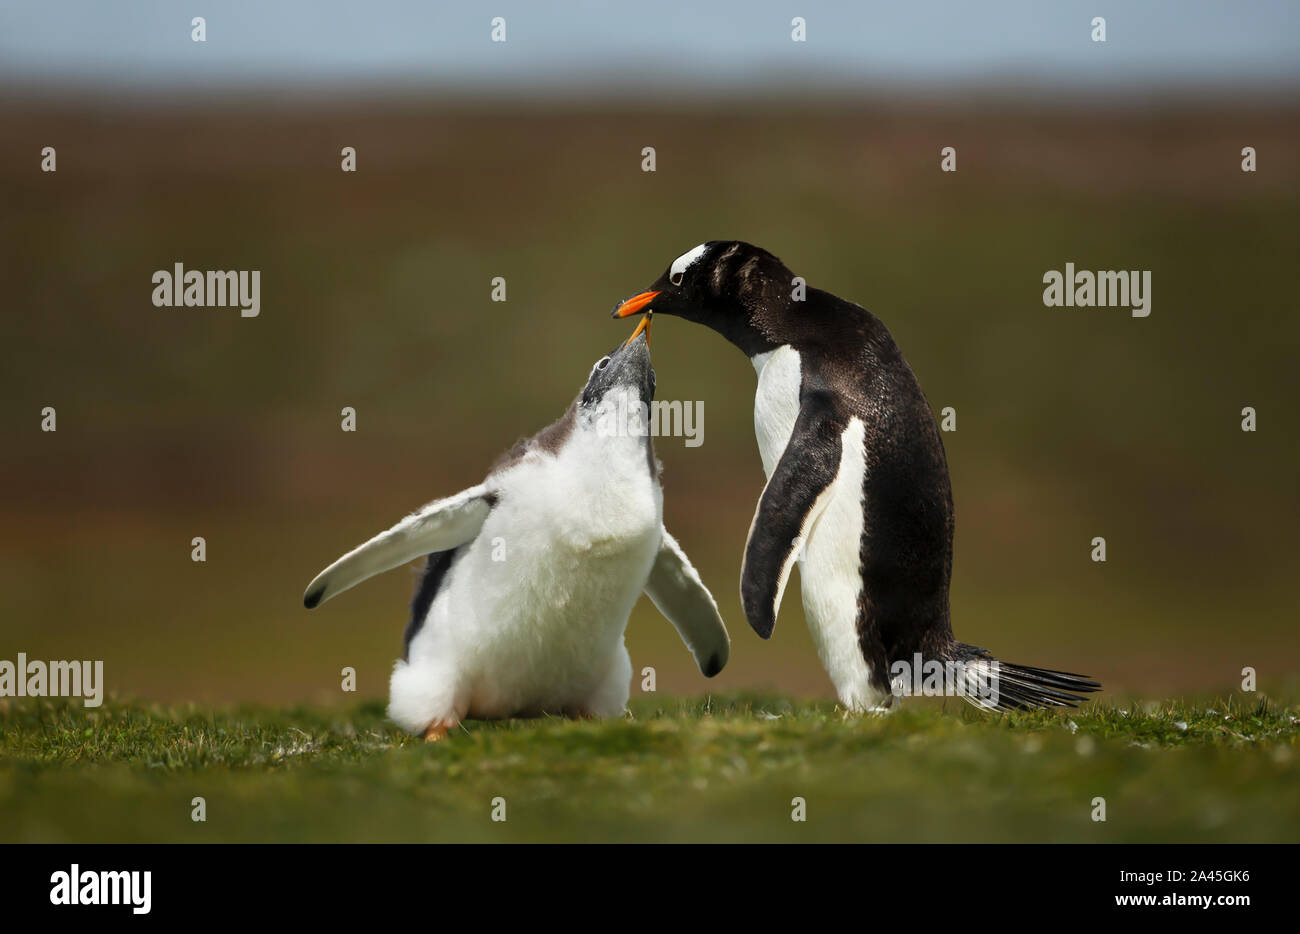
[942,642,1102,712]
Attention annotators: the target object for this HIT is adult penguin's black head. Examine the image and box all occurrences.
[611,241,793,357]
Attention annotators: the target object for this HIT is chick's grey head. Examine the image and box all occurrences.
[580,313,656,411]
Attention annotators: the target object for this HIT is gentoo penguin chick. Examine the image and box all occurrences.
[613,242,1099,713]
[303,315,730,739]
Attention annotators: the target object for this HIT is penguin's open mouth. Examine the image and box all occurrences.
[613,290,659,318]
[623,310,652,347]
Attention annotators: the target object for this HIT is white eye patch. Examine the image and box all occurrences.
[669,244,709,284]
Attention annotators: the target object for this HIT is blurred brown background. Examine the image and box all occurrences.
[2,92,1296,706]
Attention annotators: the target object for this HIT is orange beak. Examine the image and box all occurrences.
[623,311,652,347]
[613,290,660,318]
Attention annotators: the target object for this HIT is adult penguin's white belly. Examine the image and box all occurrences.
[752,346,884,710]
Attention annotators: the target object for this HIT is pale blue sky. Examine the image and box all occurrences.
[1,0,1296,97]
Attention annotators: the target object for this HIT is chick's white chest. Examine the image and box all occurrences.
[417,421,662,717]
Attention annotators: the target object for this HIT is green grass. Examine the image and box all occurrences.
[2,694,1296,843]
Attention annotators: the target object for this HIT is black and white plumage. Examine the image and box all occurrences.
[303,321,729,738]
[613,242,1099,712]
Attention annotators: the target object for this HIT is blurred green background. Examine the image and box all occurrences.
[1,96,1297,707]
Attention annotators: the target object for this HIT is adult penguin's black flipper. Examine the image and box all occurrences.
[740,394,846,638]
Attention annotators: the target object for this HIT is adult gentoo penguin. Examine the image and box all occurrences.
[613,242,1099,712]
[303,315,730,739]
